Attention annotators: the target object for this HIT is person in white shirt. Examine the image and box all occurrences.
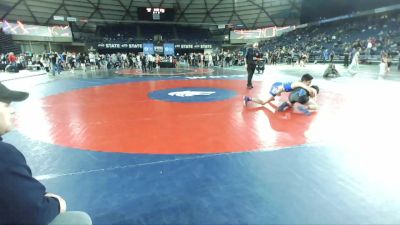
[136,54,141,69]
[379,53,389,79]
[208,53,213,67]
[88,52,96,70]
[348,47,361,76]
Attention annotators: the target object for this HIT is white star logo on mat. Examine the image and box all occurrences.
[168,90,216,97]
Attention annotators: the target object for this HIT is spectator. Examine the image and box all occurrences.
[0,83,92,225]
[379,53,389,78]
[5,52,18,73]
[329,50,335,63]
[348,47,361,75]
[7,52,16,65]
[323,64,340,78]
[343,47,350,67]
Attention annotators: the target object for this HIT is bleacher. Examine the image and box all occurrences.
[0,30,21,54]
[93,24,215,44]
[139,24,175,41]
[176,26,212,43]
[260,12,400,64]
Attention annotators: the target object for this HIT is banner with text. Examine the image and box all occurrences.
[97,43,143,49]
[163,43,175,55]
[96,43,213,51]
[143,43,155,55]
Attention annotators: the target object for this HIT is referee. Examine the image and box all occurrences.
[245,42,261,89]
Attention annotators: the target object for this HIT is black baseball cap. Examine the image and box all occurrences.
[0,83,29,103]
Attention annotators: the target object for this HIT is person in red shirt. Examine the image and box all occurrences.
[7,52,16,64]
[5,52,18,73]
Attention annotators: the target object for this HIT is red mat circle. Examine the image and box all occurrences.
[17,80,328,154]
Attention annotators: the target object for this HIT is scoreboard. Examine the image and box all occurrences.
[138,7,175,21]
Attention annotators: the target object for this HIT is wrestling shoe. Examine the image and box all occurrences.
[278,102,290,112]
[243,96,251,106]
[297,105,311,116]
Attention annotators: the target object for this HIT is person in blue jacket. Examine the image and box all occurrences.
[0,83,91,225]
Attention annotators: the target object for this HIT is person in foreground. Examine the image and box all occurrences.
[0,83,91,225]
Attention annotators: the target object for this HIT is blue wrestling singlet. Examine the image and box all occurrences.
[269,82,293,96]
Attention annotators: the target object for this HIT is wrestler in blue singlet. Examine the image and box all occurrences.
[269,82,294,96]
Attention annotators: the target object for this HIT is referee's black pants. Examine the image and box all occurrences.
[246,61,256,87]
